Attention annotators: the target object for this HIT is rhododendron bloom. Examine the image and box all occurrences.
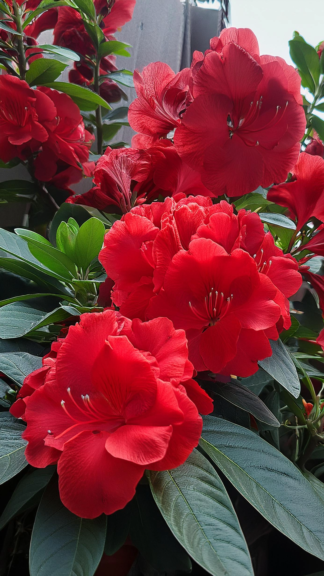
[68,143,210,212]
[174,27,306,197]
[33,87,94,182]
[0,75,54,162]
[268,153,324,231]
[12,311,211,518]
[305,132,324,158]
[129,63,191,141]
[100,196,301,375]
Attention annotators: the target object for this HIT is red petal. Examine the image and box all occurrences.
[105,424,172,465]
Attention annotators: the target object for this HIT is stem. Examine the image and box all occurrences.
[94,59,103,155]
[287,229,298,253]
[12,0,26,80]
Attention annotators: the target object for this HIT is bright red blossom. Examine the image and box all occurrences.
[129,63,191,142]
[268,153,324,231]
[174,27,306,197]
[99,196,302,375]
[11,311,212,518]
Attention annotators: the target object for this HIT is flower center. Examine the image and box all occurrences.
[254,249,272,274]
[227,97,289,147]
[189,288,233,326]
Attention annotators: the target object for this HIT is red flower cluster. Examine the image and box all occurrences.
[68,141,211,213]
[11,311,212,518]
[128,28,306,198]
[0,76,93,186]
[99,196,302,376]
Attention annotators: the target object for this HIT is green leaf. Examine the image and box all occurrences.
[303,471,324,503]
[23,0,71,28]
[103,106,128,121]
[49,203,92,245]
[74,218,105,271]
[280,315,300,342]
[130,485,191,573]
[0,467,55,530]
[56,221,78,261]
[83,20,105,49]
[109,70,134,88]
[311,115,324,142]
[0,179,36,202]
[72,0,96,20]
[0,21,22,35]
[26,58,67,86]
[234,188,271,211]
[240,368,274,396]
[0,258,68,294]
[15,228,52,247]
[289,38,320,93]
[210,380,279,427]
[30,479,106,576]
[0,293,70,308]
[0,413,27,485]
[201,416,324,561]
[102,122,129,141]
[43,82,110,110]
[0,229,71,282]
[259,339,300,397]
[0,351,42,384]
[0,302,70,339]
[99,40,131,59]
[149,449,253,576]
[315,102,324,113]
[259,212,296,229]
[28,242,77,280]
[104,504,132,556]
[35,45,80,63]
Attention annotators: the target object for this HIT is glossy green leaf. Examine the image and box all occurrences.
[211,380,279,426]
[99,40,131,59]
[23,0,71,28]
[303,471,324,503]
[149,449,253,576]
[50,204,91,245]
[15,228,52,247]
[72,0,96,20]
[0,351,42,384]
[311,115,324,142]
[83,20,105,49]
[74,218,105,270]
[259,212,296,229]
[102,122,129,141]
[289,38,320,93]
[130,485,191,573]
[109,70,134,88]
[234,188,271,211]
[56,221,78,261]
[0,302,70,339]
[259,339,300,397]
[28,242,77,280]
[0,180,36,202]
[103,106,128,121]
[43,82,110,110]
[30,479,106,576]
[240,368,274,396]
[26,58,67,86]
[0,21,22,35]
[0,258,68,293]
[201,416,324,561]
[0,467,55,530]
[0,413,27,484]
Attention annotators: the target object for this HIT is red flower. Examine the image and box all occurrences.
[302,269,324,313]
[174,28,306,197]
[302,399,314,417]
[68,142,210,213]
[305,131,324,158]
[53,7,95,56]
[99,196,301,375]
[10,340,63,420]
[12,311,211,518]
[267,153,324,231]
[33,87,94,182]
[0,75,54,163]
[101,0,136,34]
[300,224,324,257]
[25,9,58,39]
[129,63,191,140]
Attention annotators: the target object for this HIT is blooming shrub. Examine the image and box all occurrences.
[2,14,324,576]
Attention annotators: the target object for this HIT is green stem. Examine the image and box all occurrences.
[12,0,26,80]
[94,58,103,155]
